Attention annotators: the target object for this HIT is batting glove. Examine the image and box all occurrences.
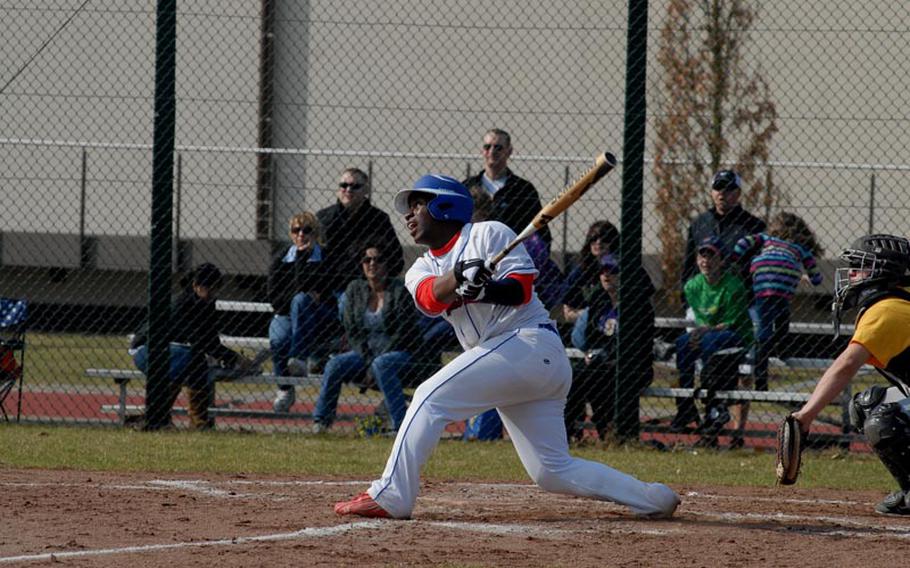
[454,259,493,286]
[456,281,487,302]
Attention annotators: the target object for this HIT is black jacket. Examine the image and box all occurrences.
[267,244,337,316]
[316,201,405,292]
[463,169,551,246]
[131,289,238,387]
[682,205,766,289]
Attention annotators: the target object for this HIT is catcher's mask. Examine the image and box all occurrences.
[832,234,910,337]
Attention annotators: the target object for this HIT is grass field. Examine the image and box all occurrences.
[0,423,893,491]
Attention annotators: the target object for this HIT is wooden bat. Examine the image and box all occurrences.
[489,151,617,268]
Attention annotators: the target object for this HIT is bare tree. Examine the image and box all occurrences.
[654,0,781,304]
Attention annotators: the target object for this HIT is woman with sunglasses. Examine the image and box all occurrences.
[268,212,339,412]
[562,220,621,350]
[312,243,421,433]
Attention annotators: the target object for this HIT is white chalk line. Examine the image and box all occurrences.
[6,478,909,547]
[0,517,677,565]
[684,490,872,508]
[689,510,910,538]
[0,521,384,564]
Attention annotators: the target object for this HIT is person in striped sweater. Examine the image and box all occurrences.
[732,212,824,391]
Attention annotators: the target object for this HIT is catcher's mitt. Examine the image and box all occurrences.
[775,414,806,485]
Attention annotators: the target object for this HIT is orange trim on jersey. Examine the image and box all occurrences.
[849,339,885,369]
[415,276,450,314]
[430,230,461,256]
[507,273,534,304]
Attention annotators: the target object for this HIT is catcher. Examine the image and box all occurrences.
[780,234,910,516]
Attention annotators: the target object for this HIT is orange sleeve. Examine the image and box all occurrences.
[415,276,451,315]
[506,273,534,305]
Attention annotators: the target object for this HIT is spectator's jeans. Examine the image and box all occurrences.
[269,292,337,377]
[749,296,791,391]
[674,329,743,389]
[131,344,214,429]
[132,343,192,381]
[314,350,411,431]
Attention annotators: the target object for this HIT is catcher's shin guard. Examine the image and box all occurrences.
[859,392,910,492]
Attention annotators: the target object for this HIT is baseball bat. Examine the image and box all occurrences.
[489,151,617,268]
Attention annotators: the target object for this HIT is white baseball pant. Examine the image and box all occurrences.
[368,324,678,518]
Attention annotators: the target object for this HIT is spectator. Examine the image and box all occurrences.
[563,220,621,350]
[672,237,753,443]
[130,263,252,430]
[466,176,565,310]
[268,212,338,412]
[731,212,824,391]
[462,128,551,248]
[317,167,405,292]
[564,254,655,441]
[681,169,766,296]
[312,244,421,433]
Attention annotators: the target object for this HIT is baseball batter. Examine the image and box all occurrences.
[334,174,680,519]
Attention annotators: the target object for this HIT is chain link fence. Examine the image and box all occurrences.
[1,1,907,448]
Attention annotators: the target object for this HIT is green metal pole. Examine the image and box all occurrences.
[616,0,649,441]
[145,0,177,429]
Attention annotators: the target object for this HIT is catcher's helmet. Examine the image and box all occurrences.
[711,169,742,192]
[394,174,473,224]
[832,234,910,333]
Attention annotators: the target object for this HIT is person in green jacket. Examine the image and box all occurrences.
[671,236,753,438]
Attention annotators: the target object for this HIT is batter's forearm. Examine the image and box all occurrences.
[432,271,460,304]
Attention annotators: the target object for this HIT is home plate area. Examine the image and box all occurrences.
[2,470,909,567]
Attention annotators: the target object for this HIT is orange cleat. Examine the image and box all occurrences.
[334,492,392,518]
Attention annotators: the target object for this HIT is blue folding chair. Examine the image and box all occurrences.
[0,298,28,422]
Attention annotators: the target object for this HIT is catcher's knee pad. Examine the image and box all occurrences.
[863,400,910,449]
[863,399,910,490]
[849,385,889,434]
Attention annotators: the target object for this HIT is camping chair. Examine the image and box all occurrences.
[0,298,28,422]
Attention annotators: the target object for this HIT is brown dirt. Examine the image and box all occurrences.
[2,468,909,567]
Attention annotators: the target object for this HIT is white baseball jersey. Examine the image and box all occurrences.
[404,221,551,350]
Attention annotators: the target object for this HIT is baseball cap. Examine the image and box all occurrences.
[192,262,224,289]
[697,236,723,256]
[599,254,620,274]
[711,169,742,192]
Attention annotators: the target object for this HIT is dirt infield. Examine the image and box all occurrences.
[2,468,908,567]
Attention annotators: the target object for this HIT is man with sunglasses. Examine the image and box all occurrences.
[317,168,404,294]
[681,169,765,294]
[462,129,551,248]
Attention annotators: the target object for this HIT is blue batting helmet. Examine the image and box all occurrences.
[394,174,473,224]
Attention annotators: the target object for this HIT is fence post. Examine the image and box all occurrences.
[616,0,649,442]
[146,0,177,430]
[868,172,876,234]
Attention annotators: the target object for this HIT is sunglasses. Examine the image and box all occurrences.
[338,182,365,191]
[290,225,314,235]
[482,143,506,152]
[361,255,385,265]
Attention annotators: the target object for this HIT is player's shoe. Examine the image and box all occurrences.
[272,387,296,412]
[875,490,910,516]
[334,492,392,518]
[635,484,680,519]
